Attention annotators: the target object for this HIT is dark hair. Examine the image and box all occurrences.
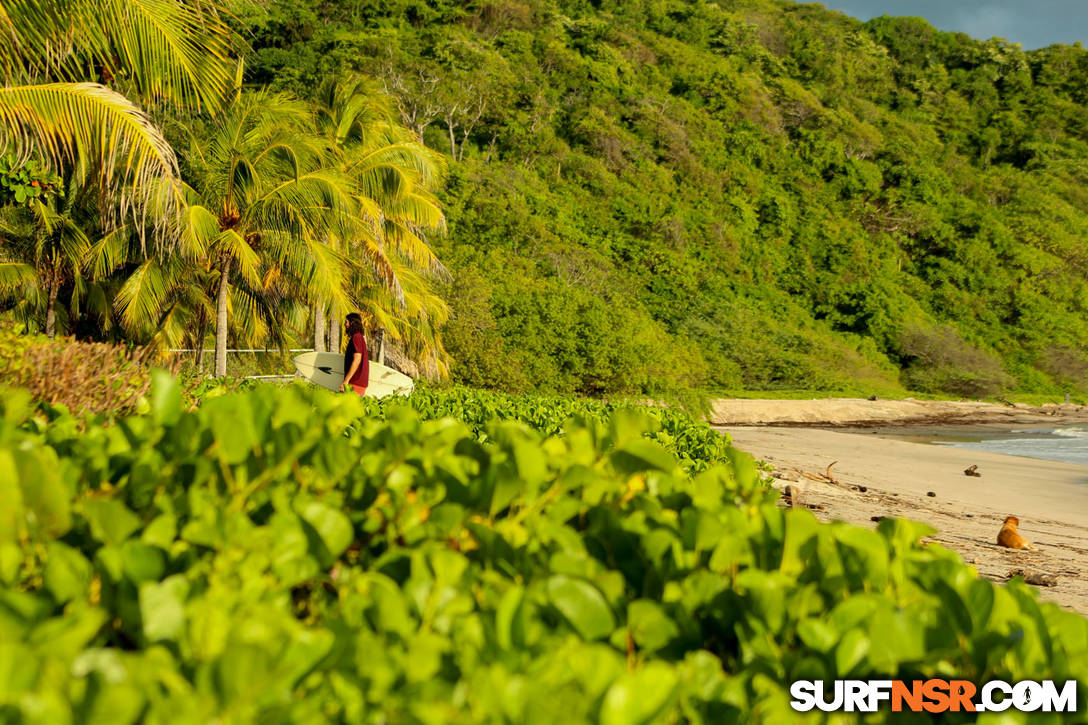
[345,313,365,337]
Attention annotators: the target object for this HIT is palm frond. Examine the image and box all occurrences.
[85,226,131,279]
[0,260,35,295]
[346,141,446,192]
[100,0,243,111]
[249,169,356,239]
[27,198,92,264]
[114,256,172,331]
[214,228,261,287]
[176,202,218,260]
[0,83,180,235]
[0,0,242,111]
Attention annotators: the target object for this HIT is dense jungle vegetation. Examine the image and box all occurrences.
[240,0,1088,397]
[6,0,1088,398]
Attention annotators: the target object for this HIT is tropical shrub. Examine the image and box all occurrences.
[898,325,1014,398]
[2,380,1086,722]
[0,154,62,206]
[0,326,165,416]
[366,385,732,472]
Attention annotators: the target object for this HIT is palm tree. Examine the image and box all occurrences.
[115,90,358,376]
[311,75,449,364]
[0,0,242,231]
[351,259,451,378]
[0,176,105,338]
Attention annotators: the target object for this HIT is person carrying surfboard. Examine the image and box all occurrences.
[340,313,370,395]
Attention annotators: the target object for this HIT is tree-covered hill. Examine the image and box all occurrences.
[242,0,1088,397]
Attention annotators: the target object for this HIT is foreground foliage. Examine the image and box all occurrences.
[2,380,1086,723]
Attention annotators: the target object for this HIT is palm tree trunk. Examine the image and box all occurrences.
[45,264,59,339]
[376,327,386,365]
[193,307,208,373]
[214,257,232,377]
[313,301,326,353]
[328,299,341,352]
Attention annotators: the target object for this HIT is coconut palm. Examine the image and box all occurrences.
[0,0,242,230]
[0,175,108,338]
[311,75,449,364]
[351,260,452,378]
[114,90,358,376]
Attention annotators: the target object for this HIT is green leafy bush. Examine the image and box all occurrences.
[898,325,1014,398]
[0,154,62,206]
[365,386,732,472]
[2,380,1086,722]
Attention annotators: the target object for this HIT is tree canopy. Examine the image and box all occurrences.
[237,0,1088,396]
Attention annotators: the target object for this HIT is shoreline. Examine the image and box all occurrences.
[710,396,1088,428]
[722,425,1088,612]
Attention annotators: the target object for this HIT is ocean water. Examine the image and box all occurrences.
[930,425,1088,466]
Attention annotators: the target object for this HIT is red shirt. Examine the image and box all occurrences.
[345,332,369,387]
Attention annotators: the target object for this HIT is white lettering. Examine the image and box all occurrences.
[982,681,1013,712]
[790,681,817,712]
[844,680,867,712]
[1041,680,1077,713]
[1014,681,1042,712]
[868,680,893,712]
[817,680,844,712]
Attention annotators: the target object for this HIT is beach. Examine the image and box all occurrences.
[710,396,1088,427]
[713,399,1088,612]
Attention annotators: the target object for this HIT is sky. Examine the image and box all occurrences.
[815,1,1088,50]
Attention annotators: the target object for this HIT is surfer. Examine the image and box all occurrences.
[340,313,370,395]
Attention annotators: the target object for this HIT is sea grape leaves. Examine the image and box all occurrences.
[547,575,615,641]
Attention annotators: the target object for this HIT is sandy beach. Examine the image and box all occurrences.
[710,397,1088,427]
[721,425,1088,612]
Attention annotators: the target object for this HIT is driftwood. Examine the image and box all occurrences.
[801,461,840,486]
[1007,568,1058,587]
[964,464,982,477]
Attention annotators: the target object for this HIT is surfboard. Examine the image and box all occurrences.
[292,351,415,398]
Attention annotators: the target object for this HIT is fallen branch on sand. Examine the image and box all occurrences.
[801,461,840,486]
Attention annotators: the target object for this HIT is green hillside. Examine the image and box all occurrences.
[241,0,1088,397]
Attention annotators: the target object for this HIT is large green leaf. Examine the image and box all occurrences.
[139,574,189,643]
[1,446,71,544]
[600,662,677,725]
[626,600,678,653]
[297,500,353,566]
[43,541,92,604]
[546,575,614,641]
[83,498,141,546]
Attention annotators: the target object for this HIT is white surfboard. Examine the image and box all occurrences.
[292,351,415,398]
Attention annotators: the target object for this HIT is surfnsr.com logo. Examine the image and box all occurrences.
[790,680,1077,713]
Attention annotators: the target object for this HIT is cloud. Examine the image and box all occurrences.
[816,0,1088,49]
[950,4,1019,43]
